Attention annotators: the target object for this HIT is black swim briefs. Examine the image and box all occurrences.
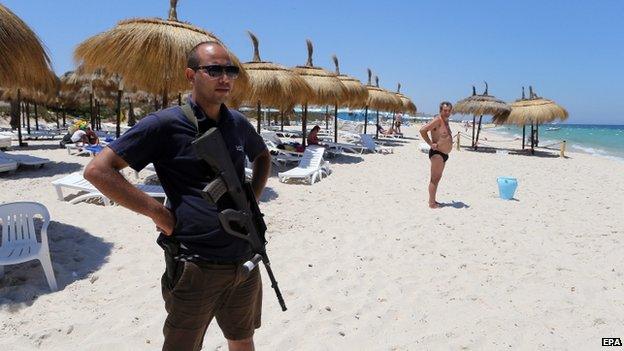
[428,149,449,162]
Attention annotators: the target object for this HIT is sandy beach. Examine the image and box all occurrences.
[1,123,623,350]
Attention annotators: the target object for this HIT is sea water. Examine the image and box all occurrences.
[493,124,624,161]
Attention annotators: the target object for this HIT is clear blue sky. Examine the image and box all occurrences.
[4,0,624,124]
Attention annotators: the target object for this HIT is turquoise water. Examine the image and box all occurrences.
[493,124,624,161]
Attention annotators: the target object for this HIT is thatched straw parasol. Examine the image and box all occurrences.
[292,39,347,145]
[237,31,312,132]
[362,69,402,136]
[454,82,511,149]
[2,82,59,134]
[395,83,417,115]
[454,82,511,150]
[506,86,568,154]
[74,0,249,109]
[506,86,568,125]
[330,55,368,142]
[1,4,57,146]
[60,68,122,131]
[0,4,56,93]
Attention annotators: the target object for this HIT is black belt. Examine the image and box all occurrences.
[173,252,254,266]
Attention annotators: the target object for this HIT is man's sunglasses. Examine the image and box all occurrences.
[193,65,240,79]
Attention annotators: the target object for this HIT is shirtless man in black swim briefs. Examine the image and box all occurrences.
[420,101,453,208]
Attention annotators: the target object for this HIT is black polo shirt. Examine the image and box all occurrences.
[108,101,267,261]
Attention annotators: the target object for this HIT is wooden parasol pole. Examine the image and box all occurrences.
[116,88,123,138]
[25,102,31,134]
[162,88,168,110]
[34,103,39,130]
[280,110,284,132]
[127,97,136,127]
[302,103,308,146]
[256,100,261,133]
[471,114,476,147]
[334,104,338,143]
[474,115,483,150]
[530,122,535,155]
[375,110,380,139]
[535,123,539,147]
[89,91,95,130]
[325,106,329,131]
[363,106,369,134]
[16,89,25,146]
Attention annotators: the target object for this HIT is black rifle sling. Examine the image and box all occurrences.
[181,103,200,137]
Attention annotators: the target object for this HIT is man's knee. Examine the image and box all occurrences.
[430,177,441,185]
[227,336,254,351]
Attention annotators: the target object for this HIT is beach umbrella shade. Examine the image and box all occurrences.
[331,55,368,142]
[1,4,57,145]
[362,69,402,135]
[60,67,122,130]
[292,39,347,146]
[375,76,403,139]
[235,31,312,132]
[453,82,511,150]
[395,83,417,115]
[506,86,568,154]
[74,0,249,109]
[392,82,417,131]
[2,85,58,133]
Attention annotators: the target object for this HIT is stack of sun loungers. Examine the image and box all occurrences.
[51,172,166,206]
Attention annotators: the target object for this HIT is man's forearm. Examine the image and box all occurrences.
[420,131,432,145]
[84,165,165,218]
[251,152,271,200]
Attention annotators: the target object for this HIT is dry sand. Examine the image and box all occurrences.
[1,123,623,350]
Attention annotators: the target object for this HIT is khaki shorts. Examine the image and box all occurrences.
[161,260,262,351]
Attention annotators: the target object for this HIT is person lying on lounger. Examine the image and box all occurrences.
[376,124,402,137]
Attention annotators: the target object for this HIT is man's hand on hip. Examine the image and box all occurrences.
[152,206,175,236]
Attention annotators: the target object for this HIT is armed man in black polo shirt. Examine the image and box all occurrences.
[84,41,272,351]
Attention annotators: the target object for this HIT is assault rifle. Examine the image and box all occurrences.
[192,127,287,311]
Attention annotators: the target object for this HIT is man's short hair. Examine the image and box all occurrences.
[187,41,224,69]
[439,101,453,111]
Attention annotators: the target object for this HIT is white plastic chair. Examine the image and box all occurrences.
[0,202,57,291]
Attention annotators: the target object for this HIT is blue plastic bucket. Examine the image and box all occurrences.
[497,177,518,200]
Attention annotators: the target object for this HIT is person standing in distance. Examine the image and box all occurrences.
[420,101,453,208]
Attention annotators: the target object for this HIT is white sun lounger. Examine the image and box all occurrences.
[278,146,330,185]
[52,172,166,206]
[321,141,366,154]
[262,140,303,166]
[0,202,57,291]
[359,134,393,154]
[0,151,50,167]
[0,134,11,149]
[0,158,18,173]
